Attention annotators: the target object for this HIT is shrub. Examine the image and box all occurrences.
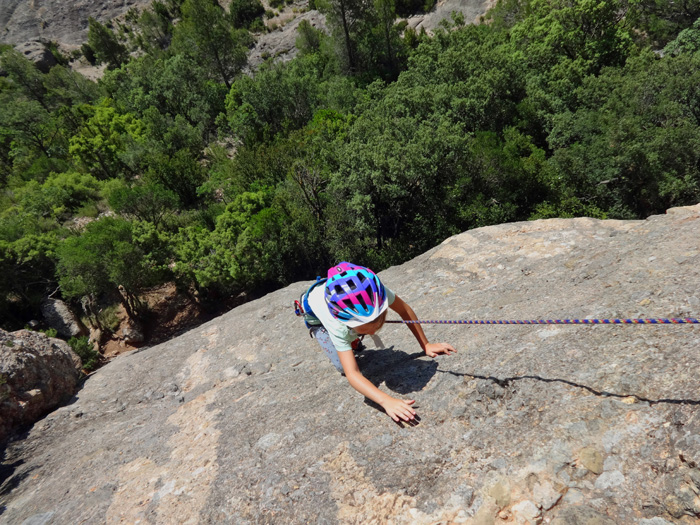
[98,304,122,333]
[40,328,58,338]
[68,336,101,372]
[229,0,266,28]
[249,18,266,33]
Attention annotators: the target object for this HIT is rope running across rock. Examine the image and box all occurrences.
[386,317,700,325]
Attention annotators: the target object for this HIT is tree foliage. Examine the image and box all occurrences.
[3,0,700,333]
[172,0,252,88]
[87,18,129,69]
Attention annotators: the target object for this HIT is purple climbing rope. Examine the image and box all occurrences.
[386,317,700,325]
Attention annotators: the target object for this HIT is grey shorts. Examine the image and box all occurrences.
[310,326,345,373]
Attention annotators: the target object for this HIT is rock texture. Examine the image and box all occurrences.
[2,205,700,524]
[40,298,88,339]
[1,0,494,71]
[247,9,327,70]
[11,40,57,73]
[406,0,496,31]
[0,329,82,446]
[0,0,151,48]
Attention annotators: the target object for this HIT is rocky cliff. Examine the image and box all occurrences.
[1,205,700,524]
[1,0,494,70]
[0,0,151,48]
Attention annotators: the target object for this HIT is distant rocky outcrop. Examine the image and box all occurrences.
[1,0,495,73]
[0,329,82,446]
[11,40,58,73]
[247,10,327,70]
[2,204,700,524]
[0,0,151,48]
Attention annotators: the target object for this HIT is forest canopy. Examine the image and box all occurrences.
[1,0,700,332]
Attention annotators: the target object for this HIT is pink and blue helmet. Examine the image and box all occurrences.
[324,262,388,327]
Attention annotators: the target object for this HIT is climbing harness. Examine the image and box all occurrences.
[386,317,700,325]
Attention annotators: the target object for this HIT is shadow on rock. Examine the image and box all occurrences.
[437,369,700,406]
[0,457,35,516]
[356,346,438,395]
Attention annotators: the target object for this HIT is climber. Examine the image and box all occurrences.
[296,262,457,423]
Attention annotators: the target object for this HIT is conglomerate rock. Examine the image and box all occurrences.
[1,205,700,524]
[0,329,82,446]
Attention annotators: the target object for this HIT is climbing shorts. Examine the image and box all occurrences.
[309,326,345,373]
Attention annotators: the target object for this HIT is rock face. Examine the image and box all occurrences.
[247,10,327,70]
[11,40,58,73]
[406,0,497,31]
[40,298,88,339]
[0,329,82,446]
[2,205,700,524]
[0,0,151,48]
[1,0,494,70]
[249,0,496,70]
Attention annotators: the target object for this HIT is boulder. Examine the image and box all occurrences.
[40,298,88,338]
[120,320,144,344]
[13,40,57,73]
[0,329,82,446]
[1,204,700,523]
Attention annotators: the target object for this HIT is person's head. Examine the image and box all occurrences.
[353,310,388,335]
[324,262,388,330]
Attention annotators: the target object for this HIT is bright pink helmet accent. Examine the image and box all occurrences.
[324,262,387,327]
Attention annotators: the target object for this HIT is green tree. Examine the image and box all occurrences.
[317,0,367,74]
[102,53,227,136]
[0,97,58,159]
[224,51,345,144]
[15,172,103,220]
[43,65,102,110]
[125,0,183,54]
[628,0,700,47]
[56,217,156,318]
[0,49,49,111]
[296,20,324,55]
[172,0,251,88]
[138,110,206,206]
[107,181,179,228]
[663,17,700,55]
[0,233,59,330]
[229,0,265,28]
[87,18,129,69]
[547,51,700,218]
[69,101,145,180]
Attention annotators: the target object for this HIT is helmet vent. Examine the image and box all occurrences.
[357,294,368,310]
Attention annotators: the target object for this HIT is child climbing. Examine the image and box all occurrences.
[296,262,457,423]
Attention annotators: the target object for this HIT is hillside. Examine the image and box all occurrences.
[1,205,699,524]
[0,0,153,48]
[1,0,494,69]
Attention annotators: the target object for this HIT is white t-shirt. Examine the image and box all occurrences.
[307,283,395,352]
